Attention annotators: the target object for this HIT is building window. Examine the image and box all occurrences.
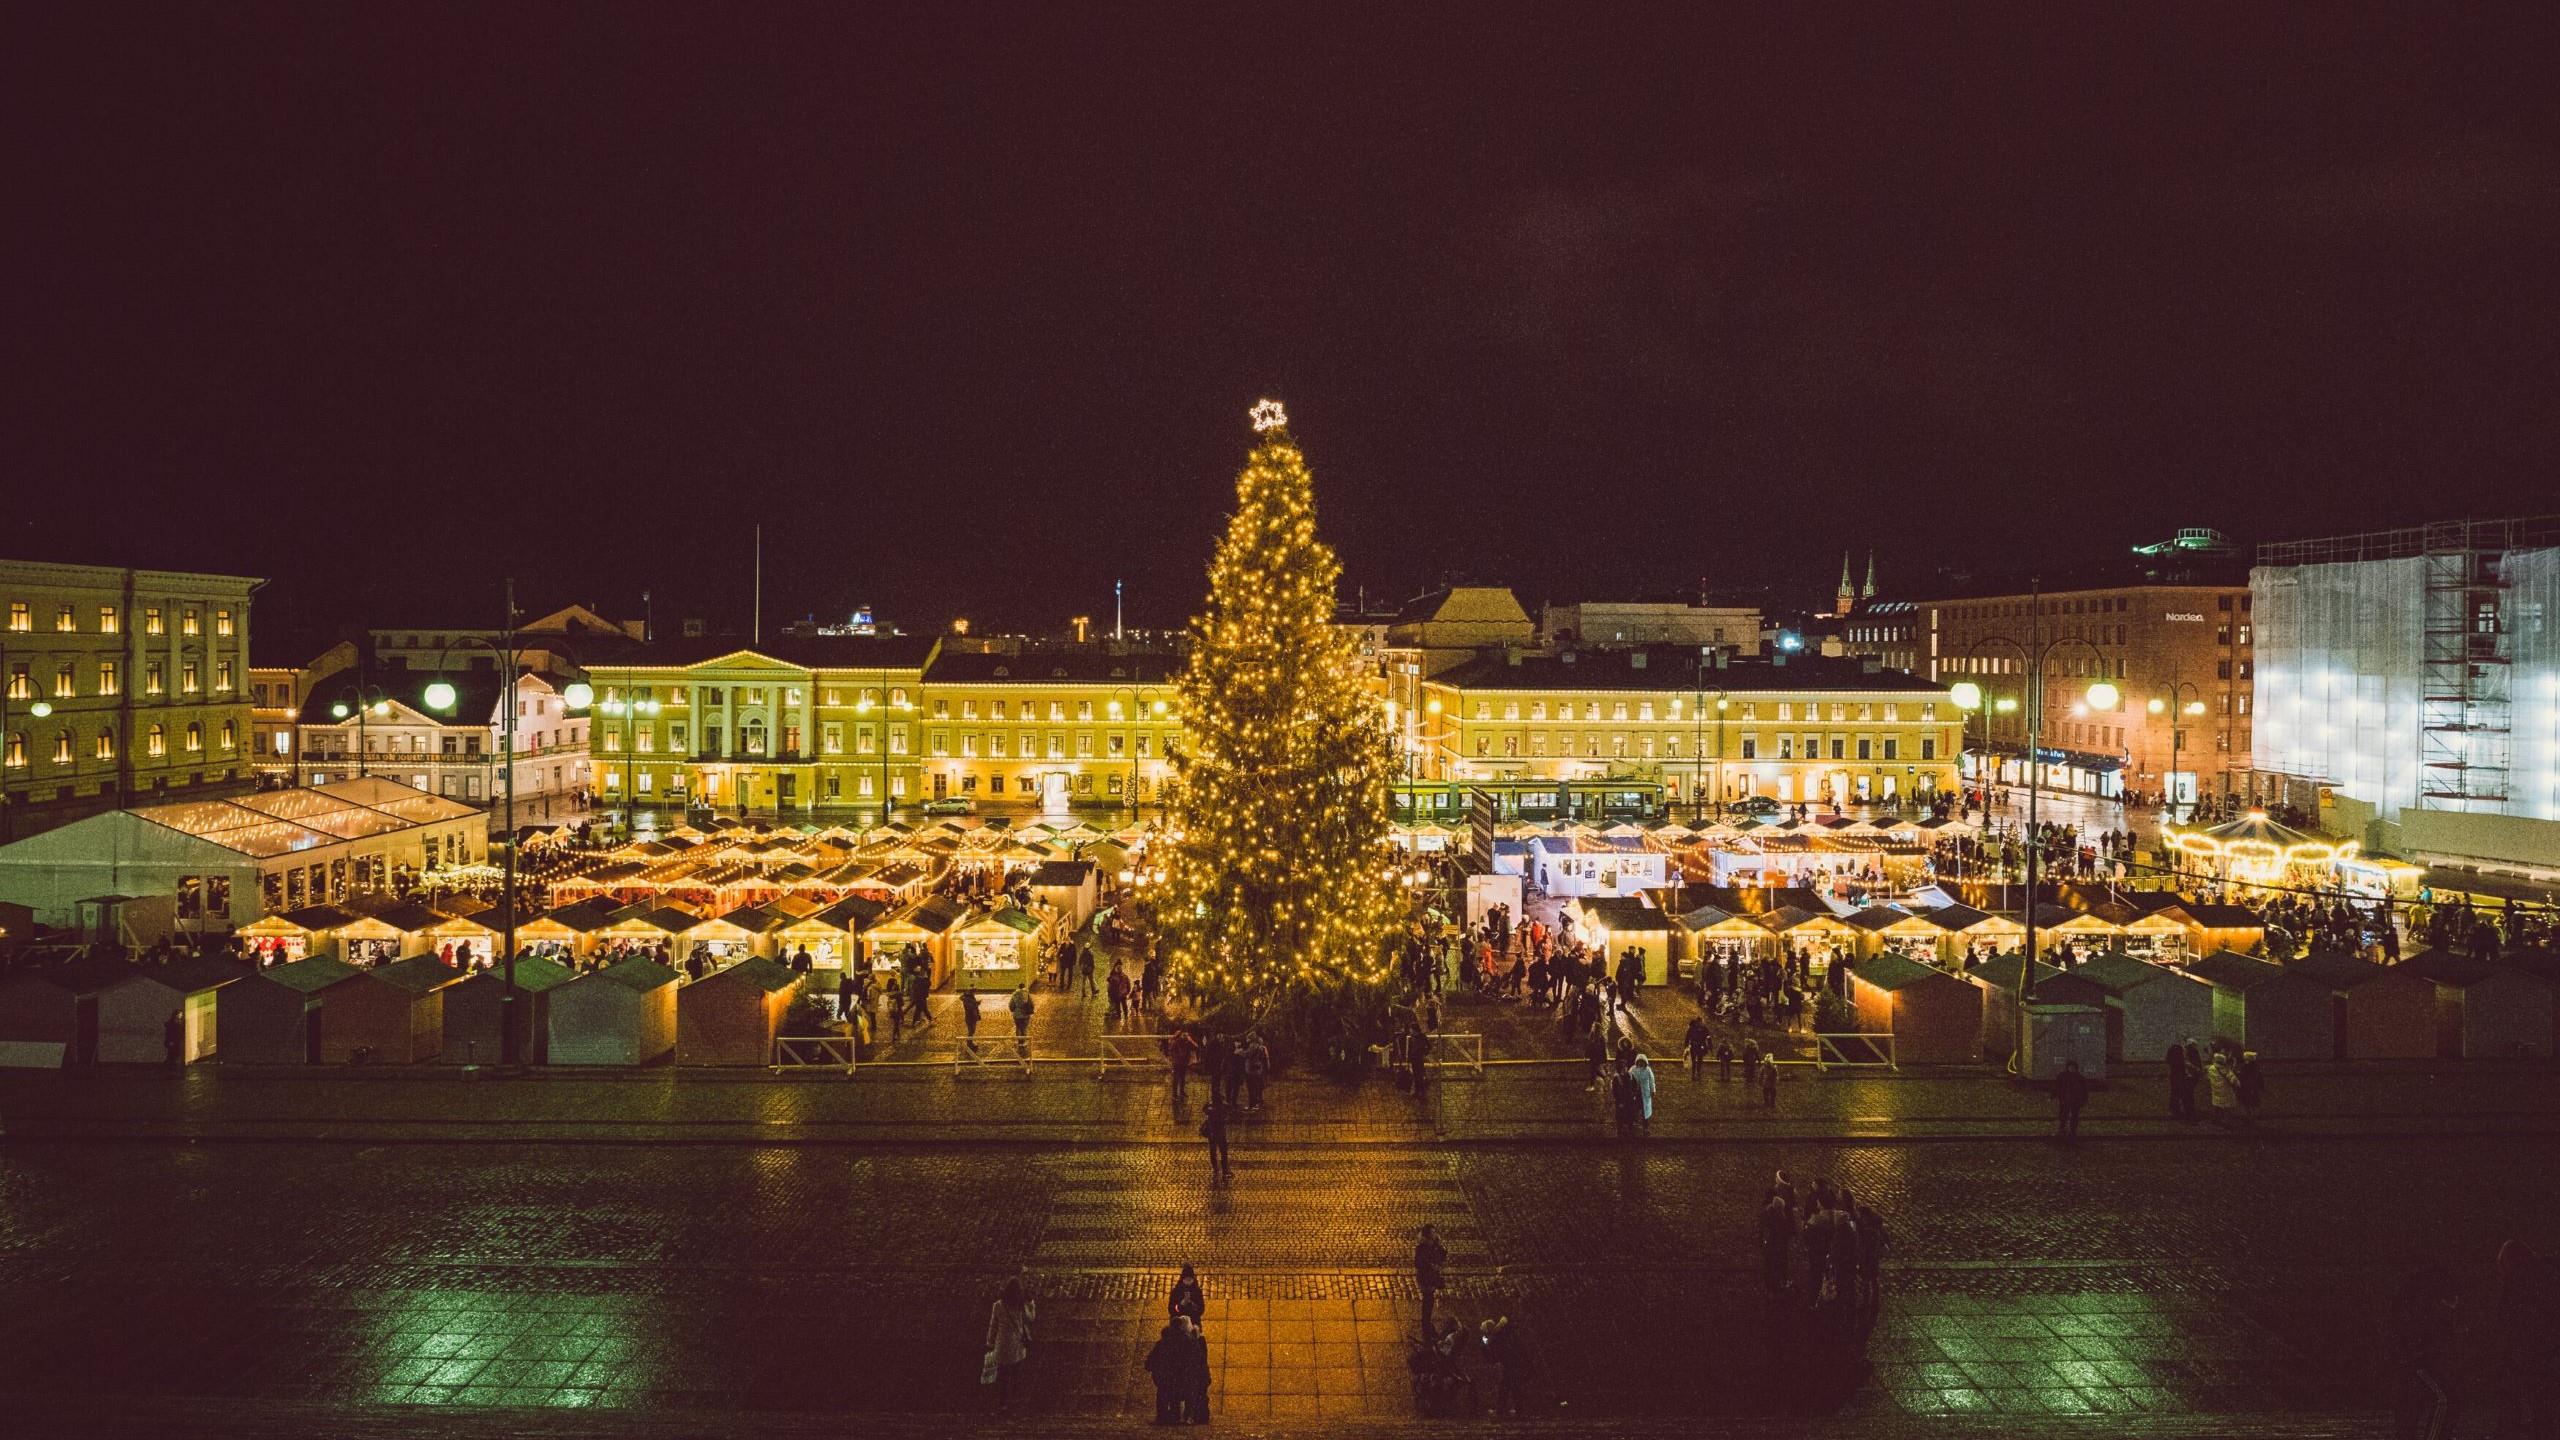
[148,724,166,757]
[1921,737,1936,760]
[1883,738,1898,760]
[55,605,76,633]
[2,732,21,767]
[53,731,72,764]
[1857,738,1872,760]
[214,661,233,694]
[5,602,26,633]
[182,608,200,637]
[54,663,74,698]
[215,608,235,637]
[98,661,119,696]
[181,662,200,694]
[4,665,24,701]
[989,733,1007,758]
[95,729,115,760]
[99,605,119,634]
[145,663,163,697]
[221,720,237,752]
[144,606,164,636]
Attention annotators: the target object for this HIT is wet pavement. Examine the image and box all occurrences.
[1,1120,2542,1431]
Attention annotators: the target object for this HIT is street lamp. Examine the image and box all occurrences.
[2146,683,2207,820]
[1957,585,2120,1070]
[428,582,532,1064]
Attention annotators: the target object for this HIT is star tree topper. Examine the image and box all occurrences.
[1249,398,1288,433]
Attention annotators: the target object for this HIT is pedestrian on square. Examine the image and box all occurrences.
[1168,1263,1206,1327]
[1718,1039,1735,1082]
[1204,1033,1233,1106]
[836,970,858,1023]
[1853,1198,1887,1320]
[1759,1056,1778,1108]
[1479,1316,1527,1417]
[1180,1311,1213,1423]
[1078,943,1098,998]
[1242,1033,1269,1112]
[1583,1022,1608,1092]
[983,1276,1037,1411]
[888,979,906,1042]
[1415,1224,1449,1330]
[1008,984,1035,1070]
[1200,1098,1233,1180]
[2055,1058,2089,1143]
[1683,1016,1709,1078]
[2182,1039,2207,1117]
[1758,1191,1795,1294]
[1145,1316,1190,1425]
[1169,1028,1196,1100]
[1108,960,1131,1028]
[2206,1048,2238,1124]
[959,986,982,1057]
[1629,1053,1656,1131]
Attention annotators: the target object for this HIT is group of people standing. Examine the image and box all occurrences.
[1756,1172,1887,1348]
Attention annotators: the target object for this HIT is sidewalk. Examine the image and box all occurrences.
[5,1061,2550,1147]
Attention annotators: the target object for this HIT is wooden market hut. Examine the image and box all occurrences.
[953,905,1050,991]
[2164,902,2267,962]
[315,954,462,1064]
[2402,950,2554,1059]
[864,895,968,984]
[2033,905,2124,960]
[438,953,576,1065]
[1965,952,2065,1061]
[2186,951,2334,1059]
[1929,903,2024,964]
[235,903,360,965]
[2294,953,2435,1060]
[217,954,360,1064]
[92,954,247,1064]
[1571,896,1675,984]
[546,956,679,1066]
[682,904,786,970]
[516,899,619,962]
[0,968,82,1062]
[1027,860,1100,929]
[1847,953,1984,1065]
[2017,972,2109,1082]
[363,900,453,960]
[675,955,802,1066]
[2071,952,2214,1063]
[1842,906,1948,964]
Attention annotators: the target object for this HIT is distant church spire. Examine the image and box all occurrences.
[1836,552,1856,618]
[1862,551,1877,601]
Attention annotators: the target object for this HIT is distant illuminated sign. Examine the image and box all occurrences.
[2164,612,2205,622]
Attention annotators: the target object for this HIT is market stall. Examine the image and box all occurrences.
[238,904,360,966]
[316,954,462,1064]
[2071,952,2213,1064]
[2187,951,2334,1060]
[864,896,967,985]
[2296,953,2434,1060]
[217,954,360,1064]
[1532,837,1672,897]
[1847,954,1984,1065]
[1763,907,1859,980]
[1843,906,1950,964]
[1571,896,1674,985]
[953,905,1048,990]
[0,969,81,1061]
[1964,953,2065,1061]
[2016,972,2109,1082]
[2404,951,2554,1059]
[2160,902,2268,961]
[676,955,802,1066]
[547,956,680,1066]
[1027,860,1100,928]
[92,955,246,1063]
[438,953,575,1065]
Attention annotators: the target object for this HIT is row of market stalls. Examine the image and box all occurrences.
[1465,814,1981,902]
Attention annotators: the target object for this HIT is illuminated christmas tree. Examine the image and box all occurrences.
[1159,400,1401,1030]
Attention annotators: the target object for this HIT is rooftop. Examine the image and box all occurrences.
[125,778,480,859]
[1429,648,1945,694]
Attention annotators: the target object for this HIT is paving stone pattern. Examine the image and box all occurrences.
[0,1131,2544,1426]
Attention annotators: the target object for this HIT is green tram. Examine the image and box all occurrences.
[1391,777,1666,825]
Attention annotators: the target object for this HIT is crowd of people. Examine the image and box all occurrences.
[1756,1171,1888,1354]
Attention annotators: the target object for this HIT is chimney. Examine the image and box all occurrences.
[1629,651,1648,670]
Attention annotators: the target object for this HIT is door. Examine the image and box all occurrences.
[1042,772,1069,811]
[933,772,948,799]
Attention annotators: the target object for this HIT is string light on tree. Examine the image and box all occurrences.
[1157,399,1401,1027]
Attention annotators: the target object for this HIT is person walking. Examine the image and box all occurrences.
[1145,1316,1190,1425]
[1683,1016,1709,1078]
[1200,1097,1233,1180]
[1242,1033,1270,1112]
[836,969,858,1024]
[1179,1309,1213,1422]
[1169,1027,1196,1101]
[1583,1022,1609,1092]
[1759,1055,1778,1109]
[1717,1039,1735,1083]
[1415,1224,1449,1331]
[1758,1189,1796,1294]
[1168,1263,1206,1328]
[959,985,982,1059]
[983,1277,1037,1411]
[2055,1058,2088,1143]
[1108,961,1131,1029]
[1629,1053,1656,1133]
[1077,943,1098,998]
[2206,1047,2239,1125]
[1008,983,1035,1071]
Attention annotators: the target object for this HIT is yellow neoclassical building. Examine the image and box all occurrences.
[1419,647,1961,812]
[581,638,1182,820]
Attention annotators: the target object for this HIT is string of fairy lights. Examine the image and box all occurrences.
[1157,401,1404,1005]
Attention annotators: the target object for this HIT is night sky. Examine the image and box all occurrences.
[7,4,2557,657]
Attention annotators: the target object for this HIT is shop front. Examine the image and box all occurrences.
[953,906,1046,990]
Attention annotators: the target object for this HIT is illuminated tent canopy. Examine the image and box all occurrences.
[2165,810,2357,887]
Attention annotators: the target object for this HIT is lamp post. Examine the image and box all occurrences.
[1109,685,1166,824]
[327,650,396,779]
[854,671,911,829]
[596,695,660,836]
[2146,682,2206,822]
[1951,586,2120,1070]
[425,581,532,1064]
[1945,685,2016,886]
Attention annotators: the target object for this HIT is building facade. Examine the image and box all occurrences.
[2253,517,2560,878]
[1538,599,1763,654]
[1418,648,1960,810]
[580,636,940,819]
[1919,580,2259,805]
[1839,599,1922,675]
[1,560,261,840]
[914,650,1182,813]
[297,666,591,819]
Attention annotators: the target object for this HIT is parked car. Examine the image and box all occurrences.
[1730,795,1781,817]
[921,796,975,815]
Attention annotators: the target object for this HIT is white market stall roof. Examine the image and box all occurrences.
[120,778,479,860]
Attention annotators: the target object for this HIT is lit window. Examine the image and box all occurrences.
[5,602,26,632]
[99,606,118,634]
[147,724,166,757]
[53,731,72,764]
[214,661,233,694]
[182,609,200,637]
[97,661,119,696]
[181,662,200,694]
[145,607,165,636]
[55,605,76,632]
[54,664,74,698]
[4,666,25,700]
[95,729,115,760]
[145,664,164,697]
[3,732,22,767]
[221,721,237,752]
[185,723,203,753]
